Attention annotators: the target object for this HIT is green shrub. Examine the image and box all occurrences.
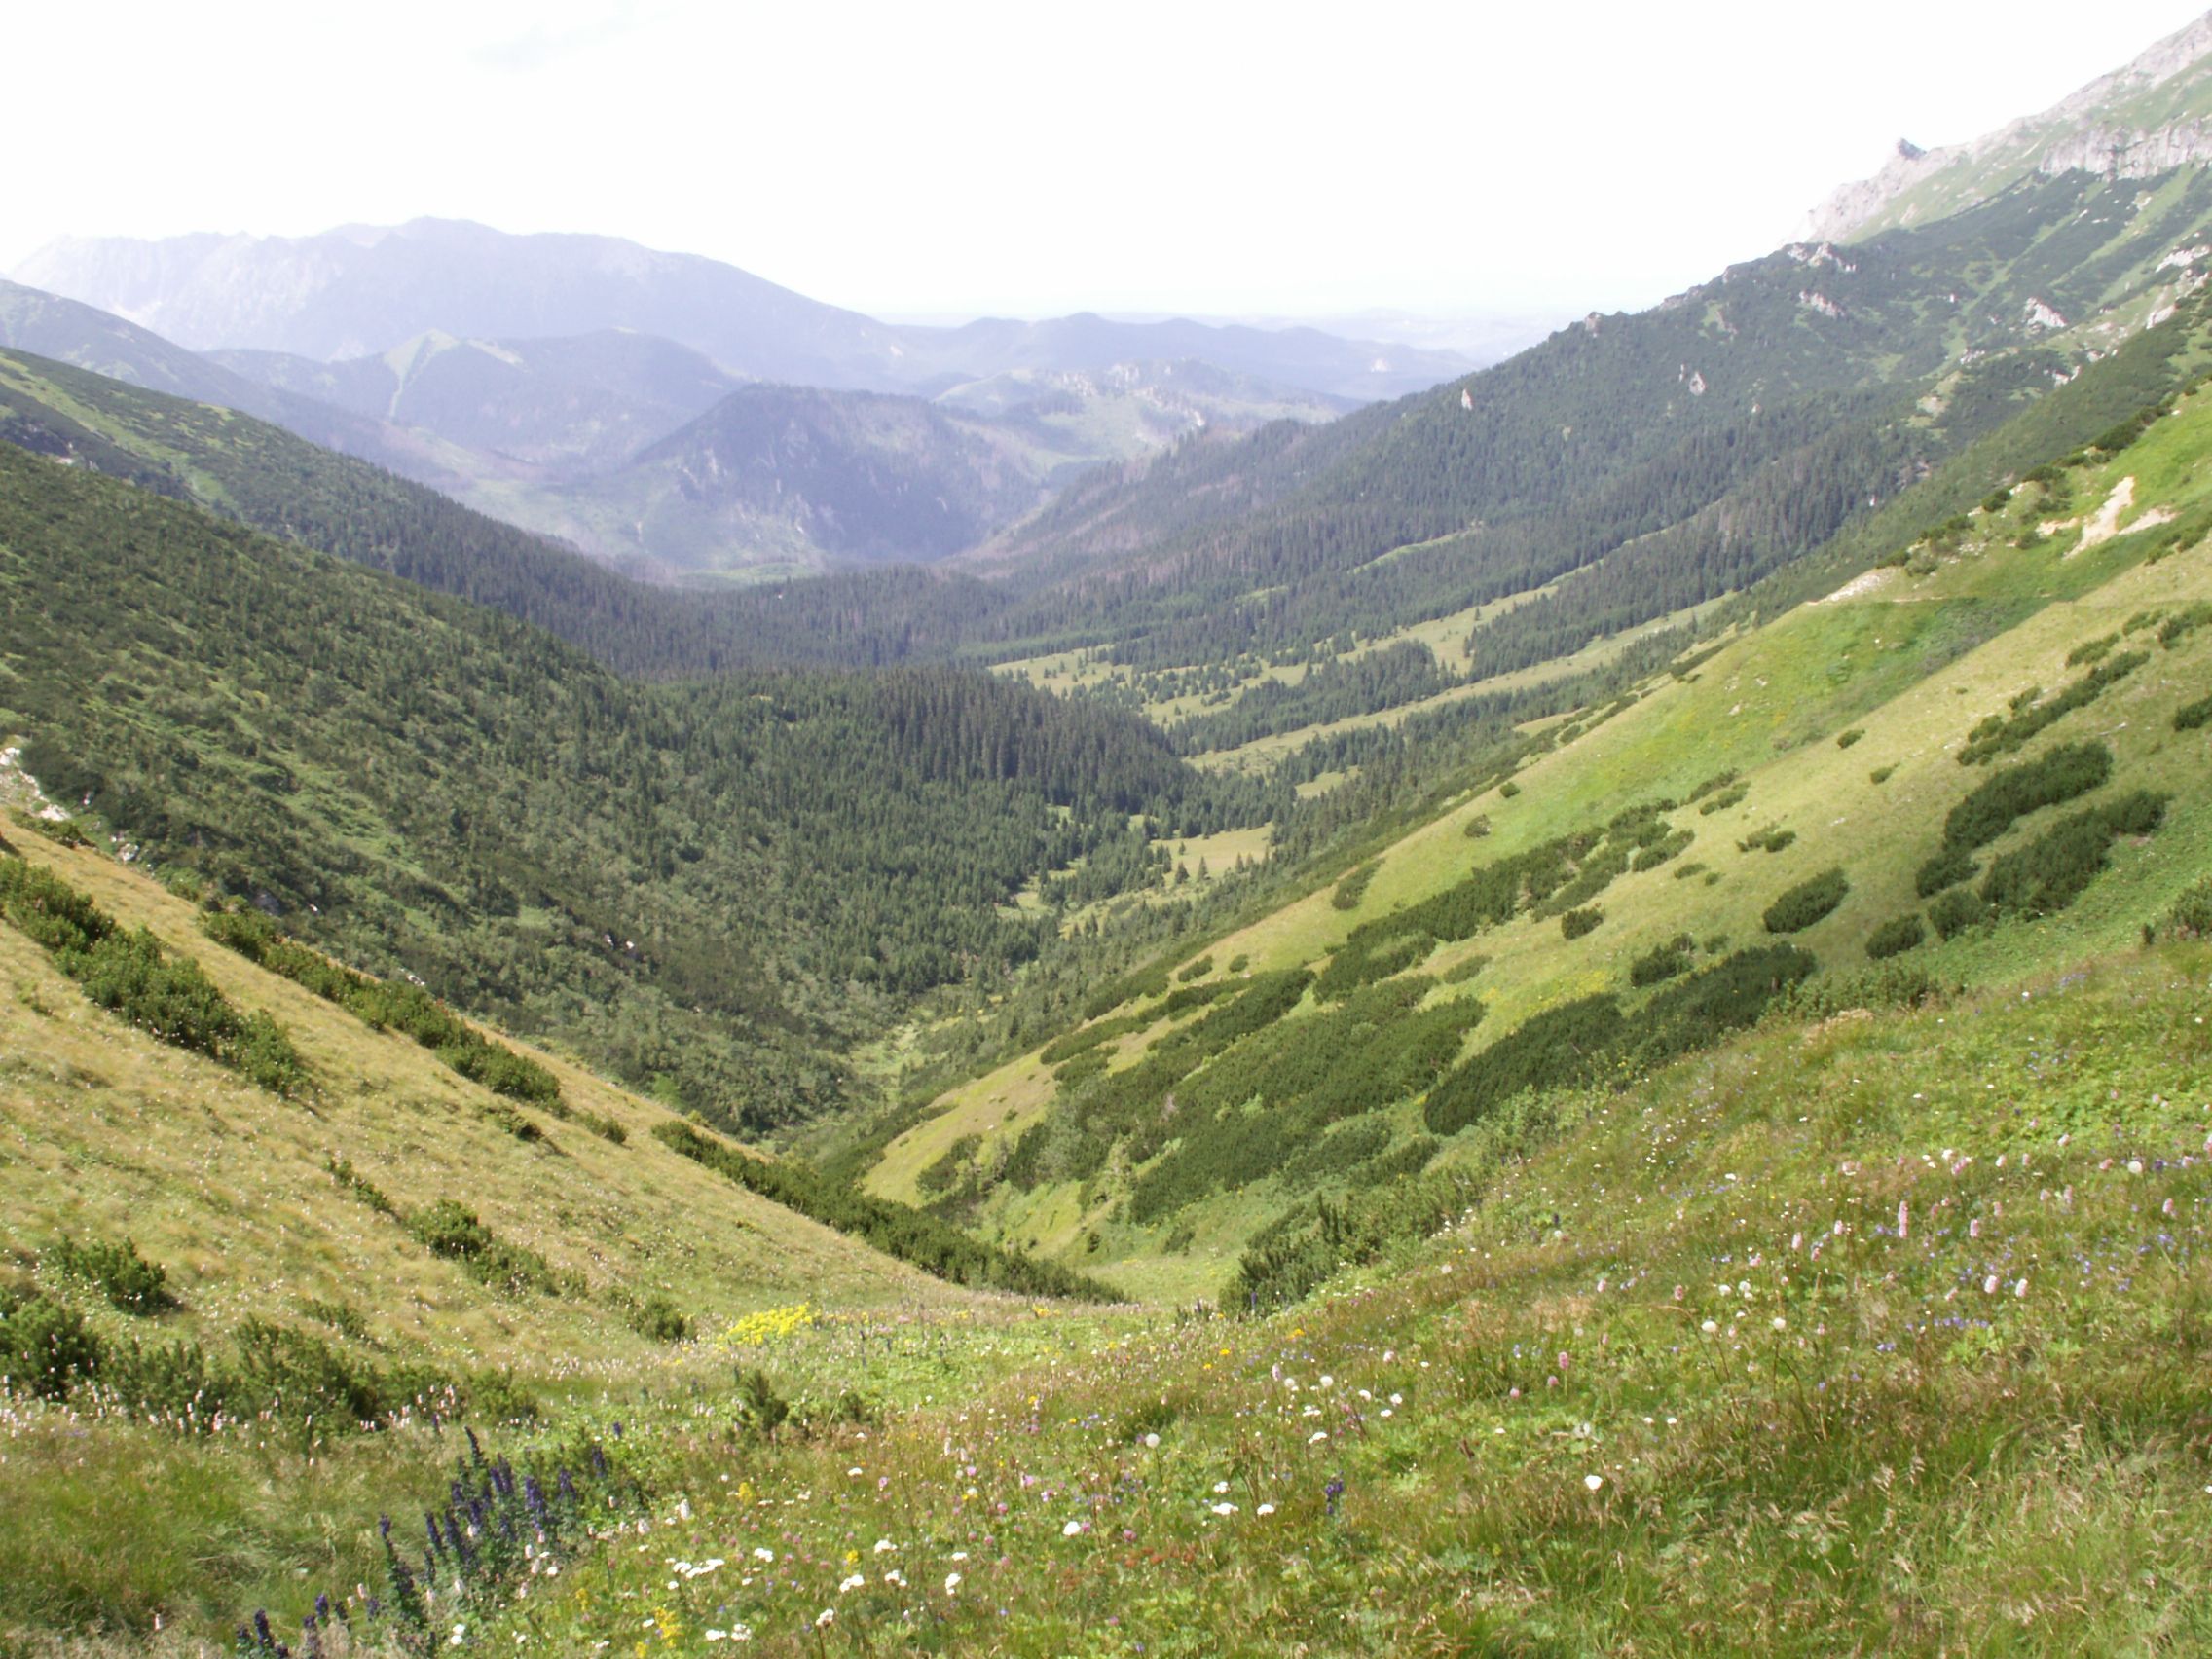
[1865,915,1927,960]
[1631,829,1694,871]
[1350,1134,1443,1187]
[1958,652,2147,763]
[1052,1048,1113,1088]
[46,1235,175,1313]
[2157,601,2212,649]
[732,1366,792,1440]
[1738,825,1796,854]
[1463,814,1492,839]
[1424,995,1627,1134]
[1835,728,1865,749]
[1040,1012,1150,1066]
[1331,861,1381,911]
[1940,741,2112,852]
[1928,888,1990,940]
[325,1154,397,1215]
[2161,875,2212,939]
[1686,770,1740,804]
[1175,955,1213,983]
[1161,978,1235,1016]
[627,1295,690,1344]
[1979,792,2166,919]
[1869,765,1896,784]
[1560,906,1604,940]
[1629,938,1694,987]
[204,904,556,1105]
[1697,782,1751,815]
[658,1121,1117,1300]
[9,809,92,848]
[1498,781,1522,799]
[404,1201,561,1297]
[1784,961,1951,1018]
[2174,694,2212,732]
[1916,846,1978,898]
[1763,869,1849,934]
[1315,932,1431,1001]
[1672,862,1710,881]
[2065,634,2120,668]
[917,1134,982,1197]
[0,863,307,1093]
[0,1286,104,1398]
[1439,953,1489,985]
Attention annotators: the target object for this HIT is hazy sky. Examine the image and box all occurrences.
[10,1,2209,324]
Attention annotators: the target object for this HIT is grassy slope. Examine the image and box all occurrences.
[0,831,1017,1645]
[348,939,2212,1657]
[867,387,2212,1296]
[0,834,966,1362]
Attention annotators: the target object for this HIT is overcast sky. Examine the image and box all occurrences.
[9,1,2208,326]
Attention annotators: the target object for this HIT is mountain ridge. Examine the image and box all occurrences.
[1807,9,2212,241]
[13,217,1475,403]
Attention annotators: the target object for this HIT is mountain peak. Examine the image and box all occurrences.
[1806,9,2212,243]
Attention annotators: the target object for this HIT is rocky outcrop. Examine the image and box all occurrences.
[1804,13,2212,243]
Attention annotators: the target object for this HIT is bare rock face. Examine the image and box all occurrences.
[1804,13,2212,244]
[2036,119,2212,181]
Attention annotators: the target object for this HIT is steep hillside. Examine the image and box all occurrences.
[209,328,745,470]
[0,277,434,477]
[0,347,1011,671]
[867,369,2212,1299]
[575,384,1048,572]
[288,940,2211,1655]
[1809,10,2212,240]
[0,825,1126,1641]
[937,151,2212,732]
[0,440,1272,1131]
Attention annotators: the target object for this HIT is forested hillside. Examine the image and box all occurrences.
[0,349,1005,673]
[865,330,2212,1299]
[0,442,1273,1129]
[939,164,2212,700]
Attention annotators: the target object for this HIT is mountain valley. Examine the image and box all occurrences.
[7,11,2212,1657]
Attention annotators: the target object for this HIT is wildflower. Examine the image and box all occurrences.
[815,1608,835,1629]
[1256,1503,1276,1516]
[1983,1273,2000,1295]
[1771,1317,1787,1331]
[1701,1320,1719,1335]
[1584,1474,1604,1492]
[1062,1520,1084,1537]
[752,1548,774,1563]
[1143,1432,1160,1448]
[1309,1431,1329,1444]
[838,1573,865,1593]
[873,1538,897,1554]
[1210,1502,1238,1516]
[1212,1480,1231,1493]
[944,1572,963,1593]
[450,1625,466,1647]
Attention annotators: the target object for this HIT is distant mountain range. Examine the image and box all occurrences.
[2,221,1478,576]
[12,218,1474,403]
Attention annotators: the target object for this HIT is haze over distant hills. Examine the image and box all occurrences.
[12,218,1475,403]
[3,221,1486,576]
